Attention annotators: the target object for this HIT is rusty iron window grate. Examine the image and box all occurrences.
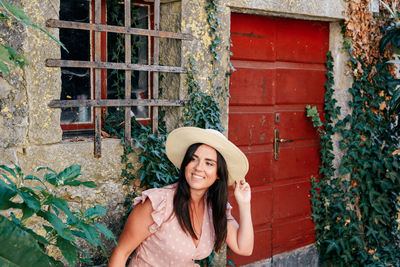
[46,0,191,157]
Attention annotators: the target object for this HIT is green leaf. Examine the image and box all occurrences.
[0,1,68,52]
[0,61,9,74]
[0,179,17,209]
[58,165,81,181]
[80,181,97,188]
[326,240,340,254]
[24,175,42,183]
[63,179,97,188]
[84,205,107,218]
[78,222,100,247]
[94,223,118,245]
[44,173,58,186]
[17,190,41,212]
[0,215,60,267]
[71,230,86,239]
[0,1,31,22]
[36,166,57,174]
[50,197,78,223]
[0,45,14,66]
[0,257,19,267]
[21,204,35,221]
[37,211,74,242]
[0,173,15,187]
[29,24,68,52]
[56,236,77,266]
[0,165,17,179]
[13,165,23,179]
[4,45,27,67]
[43,225,54,234]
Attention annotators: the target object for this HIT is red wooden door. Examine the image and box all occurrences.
[227,13,329,265]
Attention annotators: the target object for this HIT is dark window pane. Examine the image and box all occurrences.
[107,3,150,119]
[60,0,91,124]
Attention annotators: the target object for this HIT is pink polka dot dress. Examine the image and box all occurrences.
[128,183,234,267]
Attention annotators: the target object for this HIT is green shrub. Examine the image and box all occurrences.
[0,164,116,266]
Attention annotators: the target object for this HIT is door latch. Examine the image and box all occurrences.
[274,129,293,160]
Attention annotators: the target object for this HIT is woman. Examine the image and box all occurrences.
[108,127,254,266]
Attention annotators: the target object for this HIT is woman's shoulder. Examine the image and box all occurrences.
[143,182,177,196]
[132,183,178,233]
[135,182,177,206]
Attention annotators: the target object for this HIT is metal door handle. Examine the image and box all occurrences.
[274,129,292,160]
[278,138,293,143]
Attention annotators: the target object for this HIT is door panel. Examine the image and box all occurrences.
[245,228,272,266]
[230,187,273,226]
[230,15,276,61]
[272,181,312,220]
[272,217,315,254]
[276,18,329,63]
[276,68,326,104]
[245,151,273,186]
[228,113,274,145]
[278,110,321,140]
[273,145,321,181]
[229,68,275,105]
[228,13,328,265]
[228,197,273,266]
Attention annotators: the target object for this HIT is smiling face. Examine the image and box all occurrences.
[184,144,219,192]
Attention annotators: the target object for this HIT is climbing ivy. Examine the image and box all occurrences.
[181,57,223,131]
[206,0,231,101]
[308,3,400,263]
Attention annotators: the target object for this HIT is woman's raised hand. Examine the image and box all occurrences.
[233,179,251,206]
[226,179,254,256]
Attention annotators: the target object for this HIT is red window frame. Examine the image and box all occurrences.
[61,0,154,131]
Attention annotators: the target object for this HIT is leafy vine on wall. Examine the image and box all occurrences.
[309,1,400,265]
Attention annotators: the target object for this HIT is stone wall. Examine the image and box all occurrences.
[228,0,345,20]
[0,0,28,164]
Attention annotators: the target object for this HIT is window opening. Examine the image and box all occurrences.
[47,0,192,157]
[59,0,91,127]
[107,2,151,121]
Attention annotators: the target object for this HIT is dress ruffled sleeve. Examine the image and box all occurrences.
[226,202,235,221]
[133,188,168,233]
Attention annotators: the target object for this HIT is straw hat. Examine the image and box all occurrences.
[166,127,249,186]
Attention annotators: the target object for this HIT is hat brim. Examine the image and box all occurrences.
[166,127,249,186]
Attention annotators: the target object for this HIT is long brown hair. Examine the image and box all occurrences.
[173,143,229,252]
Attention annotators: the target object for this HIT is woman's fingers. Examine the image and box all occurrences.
[236,179,250,191]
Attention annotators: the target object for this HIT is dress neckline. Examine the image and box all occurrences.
[191,199,207,248]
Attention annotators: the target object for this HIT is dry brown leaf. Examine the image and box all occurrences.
[381,140,386,151]
[392,150,400,155]
[101,130,110,138]
[379,101,387,110]
[371,107,378,114]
